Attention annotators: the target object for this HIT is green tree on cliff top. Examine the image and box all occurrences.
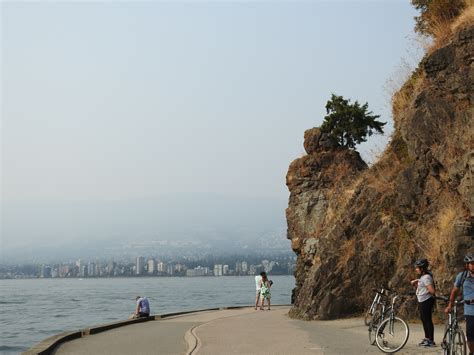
[320,94,386,150]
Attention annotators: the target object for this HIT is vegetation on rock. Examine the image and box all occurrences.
[411,0,466,37]
[320,94,386,150]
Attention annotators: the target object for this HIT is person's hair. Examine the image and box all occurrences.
[260,271,266,276]
[262,273,268,282]
[136,296,141,301]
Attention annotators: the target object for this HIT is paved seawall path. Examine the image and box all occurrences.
[53,306,445,354]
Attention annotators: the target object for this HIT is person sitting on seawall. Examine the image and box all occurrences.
[132,296,150,318]
[444,252,474,355]
[410,258,436,347]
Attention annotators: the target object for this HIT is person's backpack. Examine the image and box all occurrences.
[459,270,469,293]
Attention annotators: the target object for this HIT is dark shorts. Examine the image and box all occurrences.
[138,312,149,318]
[466,315,474,341]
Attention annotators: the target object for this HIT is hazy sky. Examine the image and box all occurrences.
[1,1,422,253]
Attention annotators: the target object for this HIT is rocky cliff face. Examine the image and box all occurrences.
[286,24,474,320]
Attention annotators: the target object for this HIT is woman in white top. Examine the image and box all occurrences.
[410,259,436,347]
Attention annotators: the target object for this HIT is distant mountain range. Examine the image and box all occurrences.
[1,193,290,263]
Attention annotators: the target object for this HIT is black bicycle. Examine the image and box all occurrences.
[365,287,390,326]
[368,292,410,353]
[436,296,468,355]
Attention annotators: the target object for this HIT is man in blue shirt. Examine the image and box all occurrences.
[445,253,474,355]
[134,296,150,318]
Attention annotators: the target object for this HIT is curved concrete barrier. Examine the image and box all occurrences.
[24,305,291,355]
[23,330,82,355]
[22,316,154,355]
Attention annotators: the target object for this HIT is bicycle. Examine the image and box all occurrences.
[368,288,393,344]
[436,296,468,355]
[369,293,410,353]
[364,287,390,326]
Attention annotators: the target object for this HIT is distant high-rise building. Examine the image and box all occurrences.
[40,265,52,278]
[235,262,242,274]
[80,264,88,277]
[107,261,116,276]
[136,257,145,275]
[223,265,229,275]
[88,263,96,277]
[59,264,70,278]
[241,261,248,273]
[147,259,156,274]
[95,263,101,277]
[214,264,223,276]
[174,263,185,274]
[166,263,174,275]
[157,262,166,274]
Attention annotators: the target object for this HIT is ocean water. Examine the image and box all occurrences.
[0,275,294,354]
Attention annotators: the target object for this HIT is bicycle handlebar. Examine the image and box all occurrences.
[435,296,471,305]
[372,287,394,295]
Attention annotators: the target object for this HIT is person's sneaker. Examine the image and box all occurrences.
[418,339,429,346]
[421,340,436,347]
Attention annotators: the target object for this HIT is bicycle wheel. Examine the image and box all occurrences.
[365,303,380,326]
[375,316,409,353]
[368,310,382,345]
[440,326,450,355]
[364,309,372,326]
[452,329,467,355]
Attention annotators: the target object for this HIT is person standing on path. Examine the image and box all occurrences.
[259,273,272,310]
[410,258,436,347]
[444,252,474,355]
[255,271,265,310]
[133,296,150,318]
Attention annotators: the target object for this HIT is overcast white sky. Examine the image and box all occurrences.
[1,1,423,253]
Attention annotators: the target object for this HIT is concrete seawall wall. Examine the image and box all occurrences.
[24,305,283,355]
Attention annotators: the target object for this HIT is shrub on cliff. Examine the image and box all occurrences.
[320,94,386,150]
[411,0,466,37]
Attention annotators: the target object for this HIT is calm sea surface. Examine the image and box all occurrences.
[0,275,294,354]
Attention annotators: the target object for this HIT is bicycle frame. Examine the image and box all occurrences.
[438,296,467,355]
[383,295,399,334]
[369,288,384,314]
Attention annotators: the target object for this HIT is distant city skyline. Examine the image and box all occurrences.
[0,252,296,279]
[1,1,424,257]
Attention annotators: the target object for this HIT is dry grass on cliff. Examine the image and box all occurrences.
[335,238,356,272]
[362,150,401,196]
[427,4,474,53]
[418,204,457,273]
[452,4,474,30]
[391,69,424,127]
[390,5,473,128]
